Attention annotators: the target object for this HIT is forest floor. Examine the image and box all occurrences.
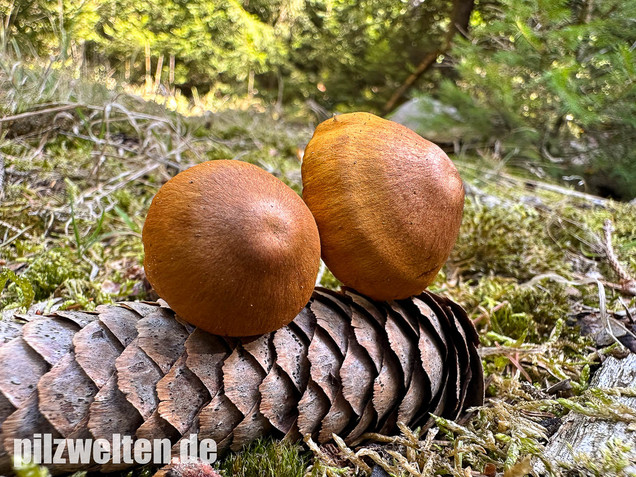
[1,60,636,477]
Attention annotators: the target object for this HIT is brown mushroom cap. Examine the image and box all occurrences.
[301,112,464,301]
[142,160,321,336]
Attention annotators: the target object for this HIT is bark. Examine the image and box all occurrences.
[534,353,636,473]
[0,287,483,475]
[383,0,475,115]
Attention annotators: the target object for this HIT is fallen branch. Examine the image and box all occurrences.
[534,354,636,473]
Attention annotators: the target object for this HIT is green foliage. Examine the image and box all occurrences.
[505,281,571,338]
[318,266,341,290]
[217,438,308,477]
[421,0,636,199]
[0,0,455,110]
[89,0,286,86]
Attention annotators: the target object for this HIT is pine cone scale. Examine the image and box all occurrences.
[0,320,22,345]
[311,292,351,354]
[271,326,310,392]
[317,391,354,442]
[222,347,265,416]
[297,380,330,435]
[3,393,59,454]
[157,355,208,435]
[37,353,97,437]
[348,302,384,374]
[397,363,430,426]
[137,409,178,443]
[73,320,123,388]
[307,326,343,403]
[0,393,14,426]
[415,293,463,417]
[286,309,316,346]
[339,335,376,416]
[89,374,143,441]
[230,404,271,452]
[344,400,375,442]
[258,364,298,434]
[340,291,406,429]
[241,333,275,375]
[198,394,242,444]
[98,308,141,346]
[115,339,163,420]
[0,338,48,408]
[383,306,417,388]
[371,344,404,428]
[53,311,98,329]
[184,330,229,399]
[138,310,189,374]
[22,318,78,366]
[415,318,445,397]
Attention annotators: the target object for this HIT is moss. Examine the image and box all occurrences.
[445,276,571,342]
[319,267,342,291]
[0,223,145,312]
[452,198,571,281]
[570,439,636,475]
[1,241,145,311]
[217,438,308,477]
[0,268,35,309]
[113,189,135,214]
[506,280,571,339]
[19,247,89,301]
[12,460,50,477]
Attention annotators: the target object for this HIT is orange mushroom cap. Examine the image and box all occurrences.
[301,112,464,301]
[143,160,321,336]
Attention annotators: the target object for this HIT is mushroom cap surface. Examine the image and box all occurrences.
[301,112,464,301]
[143,160,321,336]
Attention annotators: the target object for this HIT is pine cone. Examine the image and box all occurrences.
[0,288,483,474]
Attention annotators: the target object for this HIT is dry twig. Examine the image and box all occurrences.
[602,219,636,296]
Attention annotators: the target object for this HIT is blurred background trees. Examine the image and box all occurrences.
[1,0,634,199]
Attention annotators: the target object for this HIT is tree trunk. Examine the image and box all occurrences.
[383,0,475,115]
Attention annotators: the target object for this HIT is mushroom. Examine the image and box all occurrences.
[301,112,464,301]
[142,160,321,336]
